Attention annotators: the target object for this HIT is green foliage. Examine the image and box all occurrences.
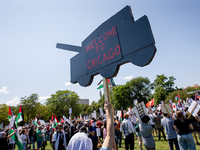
[113,85,132,110]
[152,74,176,95]
[46,90,81,120]
[154,86,167,105]
[126,76,152,104]
[152,74,176,105]
[20,93,39,123]
[165,90,191,103]
[0,104,9,126]
[186,87,200,92]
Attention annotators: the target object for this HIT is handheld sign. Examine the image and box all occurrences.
[133,102,148,123]
[188,100,200,118]
[57,5,156,86]
[161,104,173,114]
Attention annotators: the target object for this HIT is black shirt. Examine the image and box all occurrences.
[174,119,191,135]
[0,137,9,150]
[58,131,65,150]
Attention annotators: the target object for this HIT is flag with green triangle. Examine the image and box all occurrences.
[9,129,23,150]
[52,115,59,128]
[34,117,38,126]
[15,105,23,124]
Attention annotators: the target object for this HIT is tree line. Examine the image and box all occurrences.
[0,74,194,125]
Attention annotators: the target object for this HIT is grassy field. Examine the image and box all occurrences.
[16,135,200,150]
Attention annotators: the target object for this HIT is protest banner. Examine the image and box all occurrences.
[161,104,173,115]
[188,100,200,118]
[57,5,156,87]
[99,107,104,116]
[148,107,153,114]
[39,119,45,126]
[133,102,148,122]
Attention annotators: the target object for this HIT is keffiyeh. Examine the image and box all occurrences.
[0,132,5,139]
[67,132,93,150]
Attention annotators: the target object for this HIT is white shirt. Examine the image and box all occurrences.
[9,137,15,144]
[67,132,93,150]
[149,114,155,125]
[120,118,135,139]
[21,134,27,144]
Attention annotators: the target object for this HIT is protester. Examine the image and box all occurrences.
[161,113,180,150]
[174,111,196,150]
[0,130,16,150]
[184,107,200,145]
[85,119,98,150]
[153,111,166,141]
[195,110,200,139]
[135,119,143,150]
[41,125,47,150]
[114,116,121,149]
[36,126,44,150]
[148,111,157,137]
[139,115,155,150]
[8,135,15,150]
[21,130,28,150]
[64,125,70,146]
[120,113,135,150]
[70,120,78,139]
[52,123,67,150]
[29,125,36,150]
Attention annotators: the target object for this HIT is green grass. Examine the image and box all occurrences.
[15,136,200,150]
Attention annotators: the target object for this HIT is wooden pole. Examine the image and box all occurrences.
[188,103,198,119]
[103,78,116,150]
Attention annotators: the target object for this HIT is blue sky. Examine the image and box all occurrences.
[0,0,200,106]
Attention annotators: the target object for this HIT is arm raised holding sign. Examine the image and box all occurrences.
[101,102,114,150]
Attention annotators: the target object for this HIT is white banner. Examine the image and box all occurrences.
[99,108,104,116]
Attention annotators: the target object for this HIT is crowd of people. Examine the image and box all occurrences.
[0,101,200,150]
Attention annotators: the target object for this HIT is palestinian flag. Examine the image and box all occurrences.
[120,110,123,122]
[97,80,104,89]
[175,94,180,101]
[33,117,38,126]
[97,78,116,89]
[52,115,59,128]
[8,106,14,122]
[15,105,23,124]
[9,129,23,150]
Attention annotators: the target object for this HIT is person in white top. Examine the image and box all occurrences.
[21,130,28,150]
[148,112,157,137]
[120,113,136,150]
[8,136,15,150]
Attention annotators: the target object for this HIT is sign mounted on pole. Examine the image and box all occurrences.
[57,5,157,87]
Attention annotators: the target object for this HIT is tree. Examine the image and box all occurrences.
[46,90,81,120]
[152,74,176,95]
[154,86,167,106]
[113,85,132,110]
[0,104,9,126]
[165,90,191,103]
[126,76,152,104]
[20,93,39,123]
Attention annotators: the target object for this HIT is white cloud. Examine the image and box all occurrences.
[119,75,133,80]
[65,82,72,86]
[39,96,50,101]
[0,86,9,94]
[6,96,20,105]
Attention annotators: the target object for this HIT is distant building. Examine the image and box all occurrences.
[79,99,89,105]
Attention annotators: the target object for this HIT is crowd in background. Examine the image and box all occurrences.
[1,101,200,150]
